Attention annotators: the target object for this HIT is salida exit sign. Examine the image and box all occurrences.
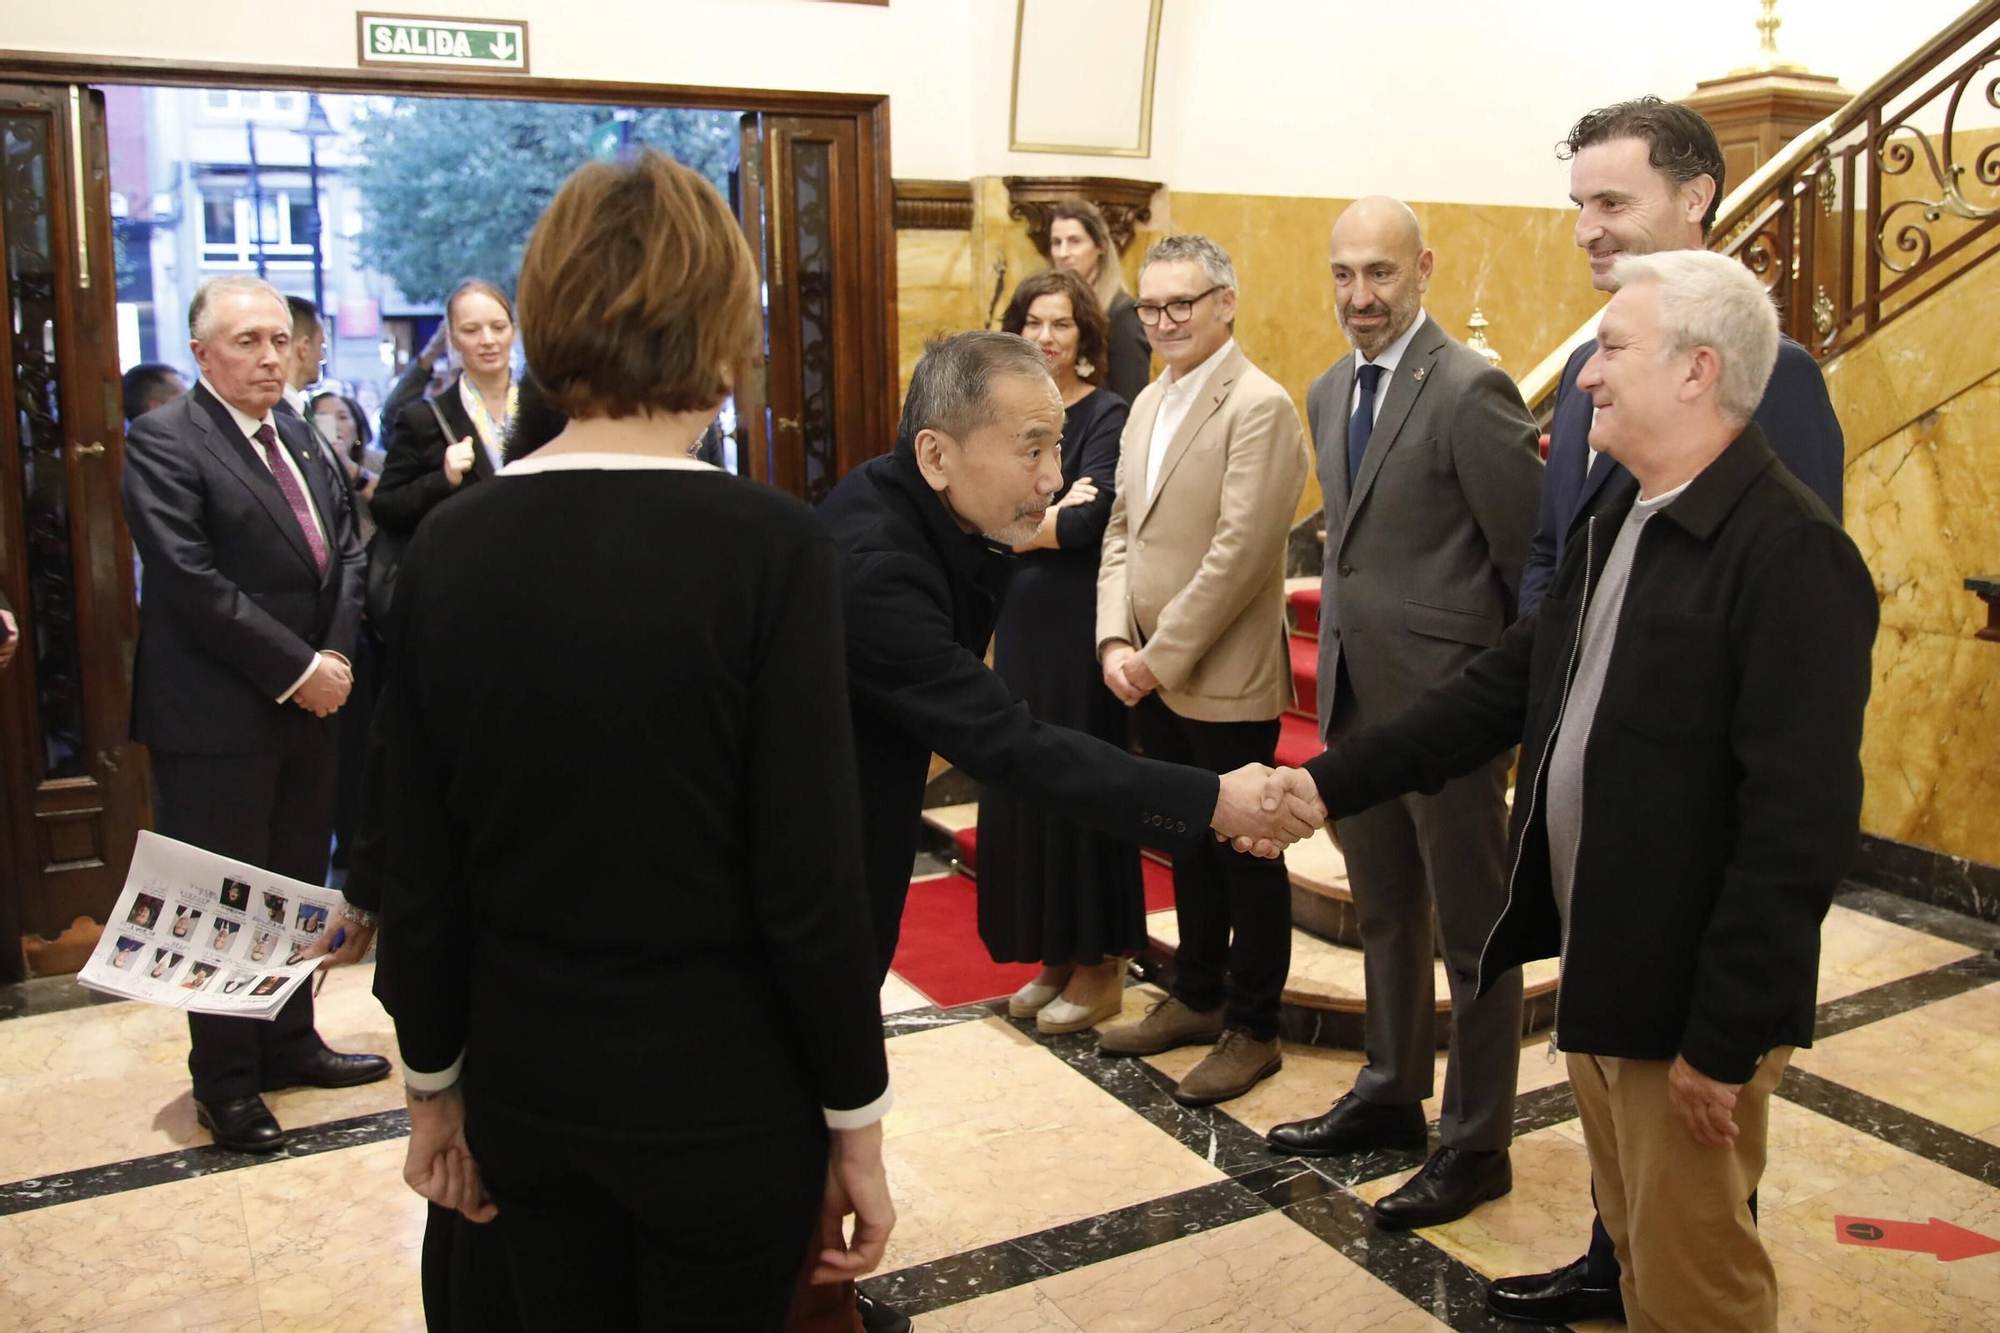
[356,13,531,73]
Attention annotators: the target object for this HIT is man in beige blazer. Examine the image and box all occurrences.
[1095,234,1310,1107]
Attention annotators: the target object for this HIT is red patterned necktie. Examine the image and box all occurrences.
[253,423,329,575]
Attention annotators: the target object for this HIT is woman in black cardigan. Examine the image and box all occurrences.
[370,278,520,536]
[375,150,894,1331]
[1047,198,1152,405]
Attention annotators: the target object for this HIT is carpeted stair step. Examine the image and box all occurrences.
[1287,578,1321,638]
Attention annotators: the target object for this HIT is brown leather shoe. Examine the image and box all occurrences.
[1096,995,1226,1057]
[1171,1030,1282,1106]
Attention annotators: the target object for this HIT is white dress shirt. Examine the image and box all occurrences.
[201,378,337,703]
[1143,336,1237,503]
[1346,310,1427,426]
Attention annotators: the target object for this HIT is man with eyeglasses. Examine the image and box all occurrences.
[1094,234,1311,1108]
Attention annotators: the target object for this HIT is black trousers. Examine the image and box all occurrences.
[1132,696,1290,1040]
[150,710,338,1103]
[465,1099,826,1332]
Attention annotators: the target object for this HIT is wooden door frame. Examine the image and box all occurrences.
[0,48,902,464]
[0,81,145,979]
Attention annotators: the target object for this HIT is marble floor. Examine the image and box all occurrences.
[2,885,1998,1331]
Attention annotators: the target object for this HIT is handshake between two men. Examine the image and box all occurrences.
[1100,640,1326,861]
[1211,764,1326,860]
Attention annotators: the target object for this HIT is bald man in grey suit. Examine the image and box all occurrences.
[1266,199,1543,1229]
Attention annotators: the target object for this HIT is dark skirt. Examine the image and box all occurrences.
[977,552,1145,964]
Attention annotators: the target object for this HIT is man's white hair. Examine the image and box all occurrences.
[188,275,289,342]
[1610,250,1778,425]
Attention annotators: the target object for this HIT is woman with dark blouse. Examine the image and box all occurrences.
[370,278,521,537]
[1047,198,1151,406]
[977,269,1143,1034]
[376,150,894,1331]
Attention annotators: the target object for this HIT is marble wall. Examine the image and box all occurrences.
[894,184,1605,522]
[1164,192,1602,520]
[1829,254,2000,868]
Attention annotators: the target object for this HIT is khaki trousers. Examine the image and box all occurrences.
[1567,1047,1792,1333]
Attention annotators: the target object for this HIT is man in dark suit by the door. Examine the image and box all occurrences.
[1265,197,1543,1228]
[122,275,389,1154]
[1488,96,1846,1327]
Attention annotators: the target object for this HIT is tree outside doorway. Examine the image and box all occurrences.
[348,98,740,306]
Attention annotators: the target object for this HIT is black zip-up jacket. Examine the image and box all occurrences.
[1303,424,1877,1083]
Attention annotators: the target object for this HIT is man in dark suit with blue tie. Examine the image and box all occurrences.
[122,276,389,1154]
[1490,97,1846,1326]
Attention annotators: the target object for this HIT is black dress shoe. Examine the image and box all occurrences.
[1372,1146,1511,1229]
[856,1292,911,1333]
[1486,1254,1624,1323]
[1266,1092,1427,1157]
[195,1094,288,1153]
[263,1047,393,1090]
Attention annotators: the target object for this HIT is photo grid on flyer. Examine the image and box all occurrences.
[77,831,350,1020]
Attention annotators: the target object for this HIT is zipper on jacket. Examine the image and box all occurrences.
[1481,515,1597,1063]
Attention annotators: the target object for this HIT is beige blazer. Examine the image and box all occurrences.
[1095,343,1309,723]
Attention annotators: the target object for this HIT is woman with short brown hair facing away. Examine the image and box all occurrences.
[377,148,894,1331]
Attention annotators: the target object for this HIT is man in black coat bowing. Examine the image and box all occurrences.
[820,332,1323,981]
[819,330,1321,1333]
[122,276,389,1154]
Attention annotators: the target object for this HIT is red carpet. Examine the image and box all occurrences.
[894,834,1176,1008]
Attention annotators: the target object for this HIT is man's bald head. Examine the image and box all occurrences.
[1328,195,1433,358]
[1331,195,1425,258]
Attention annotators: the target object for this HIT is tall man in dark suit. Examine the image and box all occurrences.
[122,275,388,1154]
[1490,98,1847,1326]
[1265,198,1543,1229]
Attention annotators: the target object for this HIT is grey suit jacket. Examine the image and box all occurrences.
[1309,313,1542,731]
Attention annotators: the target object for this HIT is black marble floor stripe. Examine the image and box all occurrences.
[1814,952,2000,1039]
[973,1017,1570,1333]
[1511,1075,1580,1138]
[1283,1187,1570,1333]
[1776,1066,2000,1189]
[0,974,127,1024]
[881,997,1004,1039]
[1833,883,2000,953]
[857,1175,1281,1315]
[1013,1016,1285,1176]
[0,1105,411,1218]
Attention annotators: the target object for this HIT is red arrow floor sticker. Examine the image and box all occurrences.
[1835,1215,2000,1262]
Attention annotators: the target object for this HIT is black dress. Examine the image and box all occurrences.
[1104,291,1153,407]
[977,387,1144,965]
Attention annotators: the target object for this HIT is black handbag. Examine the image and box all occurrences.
[365,396,457,632]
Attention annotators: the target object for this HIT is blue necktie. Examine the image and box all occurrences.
[1347,363,1385,487]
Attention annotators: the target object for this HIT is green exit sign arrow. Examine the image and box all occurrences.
[356,13,531,73]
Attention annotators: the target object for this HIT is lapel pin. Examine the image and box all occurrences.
[1413,367,1427,382]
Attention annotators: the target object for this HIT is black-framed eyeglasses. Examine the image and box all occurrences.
[1134,285,1226,326]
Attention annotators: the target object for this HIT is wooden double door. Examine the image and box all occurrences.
[0,82,146,980]
[0,79,897,981]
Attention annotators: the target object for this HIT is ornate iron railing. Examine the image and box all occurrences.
[1719,0,2000,358]
[1522,0,2000,411]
